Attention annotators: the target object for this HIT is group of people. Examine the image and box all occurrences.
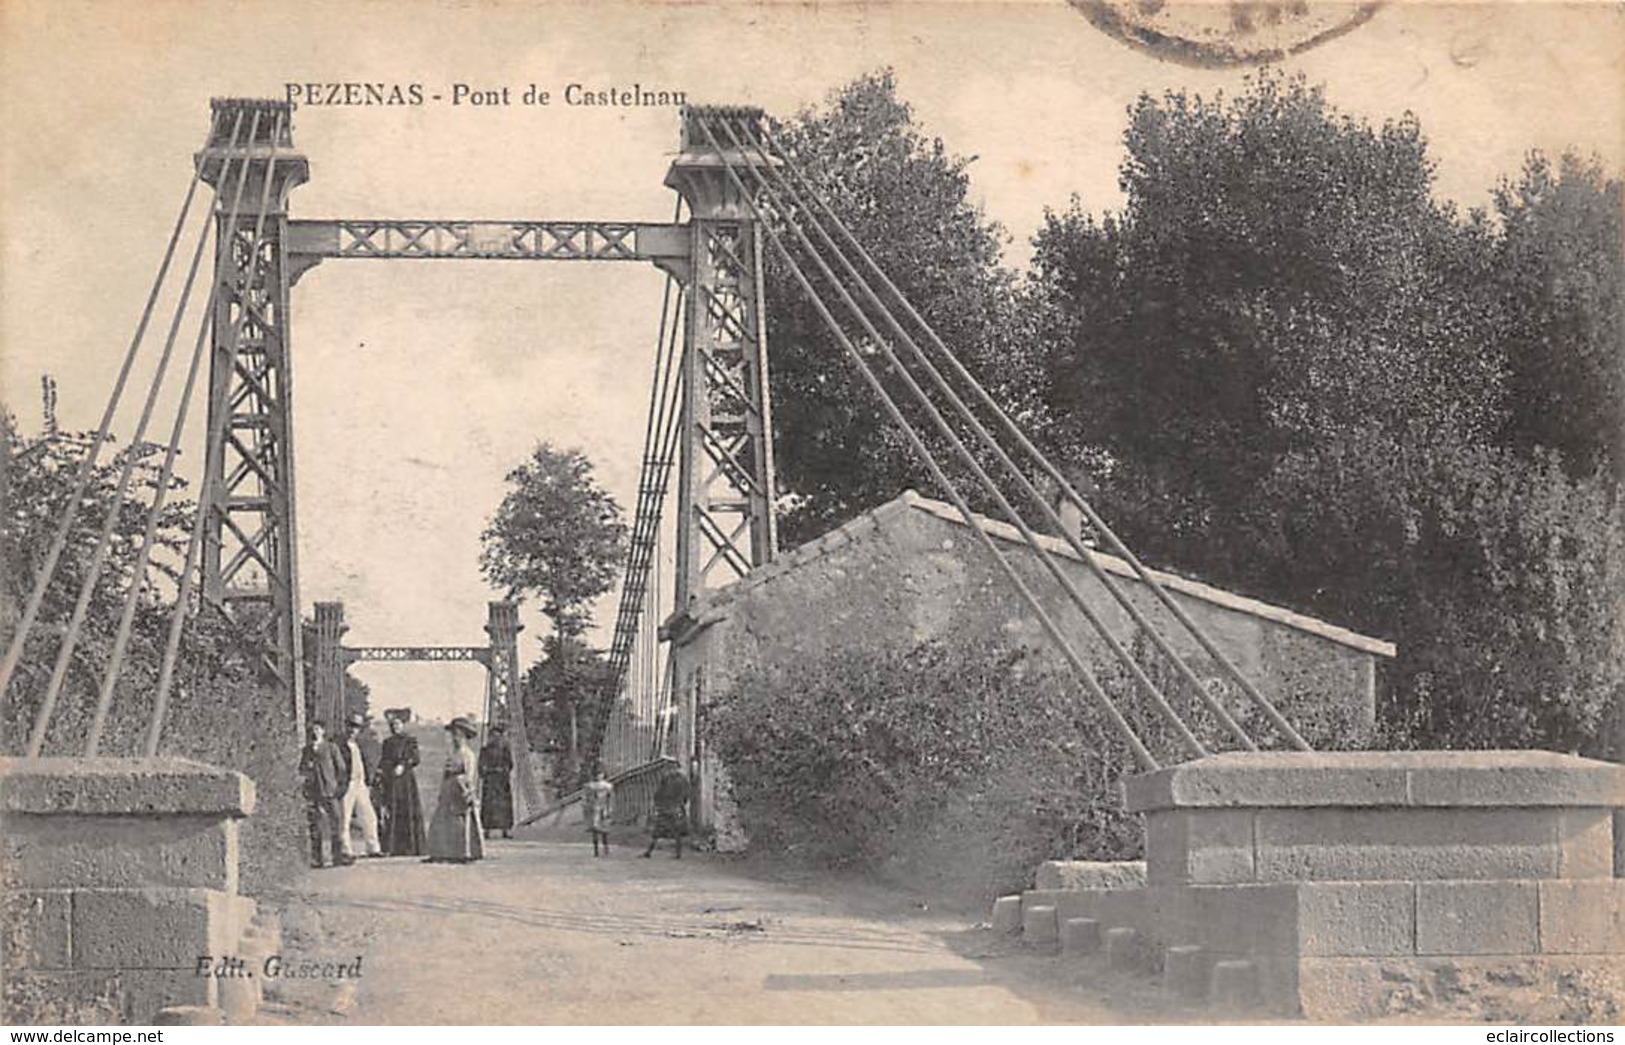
[300,709,695,867]
[299,709,521,868]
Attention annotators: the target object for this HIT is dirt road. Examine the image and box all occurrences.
[257,826,1200,1025]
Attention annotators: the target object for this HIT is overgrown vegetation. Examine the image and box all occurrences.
[1029,74,1624,755]
[765,71,1623,758]
[1,413,306,893]
[707,635,1355,903]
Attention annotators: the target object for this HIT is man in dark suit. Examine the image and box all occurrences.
[300,721,347,868]
[338,712,383,859]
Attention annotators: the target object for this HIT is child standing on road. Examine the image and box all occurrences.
[582,765,615,857]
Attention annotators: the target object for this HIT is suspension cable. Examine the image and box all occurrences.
[147,112,288,755]
[726,117,1251,753]
[700,116,1200,759]
[590,202,690,767]
[719,119,1211,757]
[89,110,285,755]
[25,111,261,757]
[595,313,684,766]
[754,119,1310,753]
[0,109,225,698]
[694,118,1157,770]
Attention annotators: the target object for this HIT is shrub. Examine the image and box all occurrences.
[706,632,1341,903]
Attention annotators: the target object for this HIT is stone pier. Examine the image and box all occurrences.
[1005,751,1625,1019]
[1,758,257,1024]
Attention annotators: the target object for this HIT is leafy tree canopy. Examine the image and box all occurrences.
[1494,152,1624,480]
[1030,72,1625,753]
[479,442,627,638]
[763,70,1037,544]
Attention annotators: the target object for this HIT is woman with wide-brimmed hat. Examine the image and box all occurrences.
[426,716,484,863]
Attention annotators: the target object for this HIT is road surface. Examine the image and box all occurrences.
[256,827,1200,1025]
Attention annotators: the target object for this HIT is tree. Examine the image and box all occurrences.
[2,402,311,890]
[479,443,627,639]
[1493,152,1624,481]
[1031,73,1625,753]
[1032,73,1503,596]
[520,633,615,792]
[762,70,1037,544]
[1,409,192,753]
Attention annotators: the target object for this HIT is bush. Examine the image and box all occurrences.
[706,633,1347,904]
[2,419,307,895]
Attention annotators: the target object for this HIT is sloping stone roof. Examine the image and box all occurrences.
[673,490,1396,658]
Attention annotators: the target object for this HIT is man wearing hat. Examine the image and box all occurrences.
[339,711,384,860]
[299,720,347,868]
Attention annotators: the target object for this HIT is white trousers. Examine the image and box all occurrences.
[340,782,380,856]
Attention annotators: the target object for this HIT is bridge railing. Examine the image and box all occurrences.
[514,757,672,830]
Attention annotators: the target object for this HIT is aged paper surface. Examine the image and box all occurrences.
[1,0,1621,1027]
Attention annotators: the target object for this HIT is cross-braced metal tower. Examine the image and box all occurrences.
[196,98,309,725]
[195,99,779,756]
[666,107,779,607]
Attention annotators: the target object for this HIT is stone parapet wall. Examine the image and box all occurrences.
[0,758,257,1025]
[1001,750,1625,1019]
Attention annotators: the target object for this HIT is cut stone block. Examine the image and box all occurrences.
[0,757,255,817]
[1036,860,1146,891]
[1557,809,1615,879]
[1163,944,1209,1000]
[1416,880,1539,956]
[1061,917,1103,956]
[2,891,72,969]
[990,894,1022,934]
[1154,882,1299,964]
[1022,903,1059,945]
[1297,881,1415,956]
[3,814,241,892]
[1255,807,1561,882]
[71,888,250,971]
[1537,880,1625,954]
[1209,959,1259,1011]
[1145,809,1254,885]
[1125,751,1625,813]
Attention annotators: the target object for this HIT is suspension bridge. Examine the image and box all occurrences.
[3,96,1620,1027]
[3,95,1305,800]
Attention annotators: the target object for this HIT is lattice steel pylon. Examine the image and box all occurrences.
[196,98,309,726]
[665,107,780,607]
[186,100,781,761]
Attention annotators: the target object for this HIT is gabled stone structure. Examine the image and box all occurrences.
[664,490,1396,838]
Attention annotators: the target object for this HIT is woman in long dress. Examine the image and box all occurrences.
[376,709,426,856]
[479,724,515,840]
[426,716,484,863]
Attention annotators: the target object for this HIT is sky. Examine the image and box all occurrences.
[3,1,1621,721]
